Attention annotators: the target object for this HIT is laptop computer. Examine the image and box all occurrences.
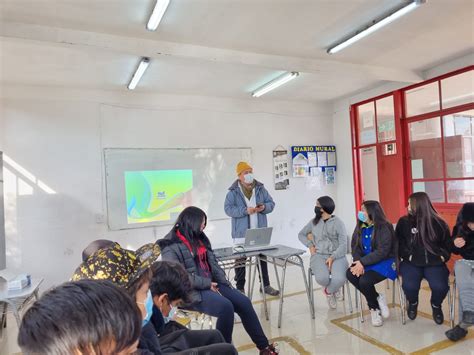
[233,227,277,253]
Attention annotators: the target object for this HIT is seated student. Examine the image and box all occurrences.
[18,280,141,354]
[298,195,348,309]
[446,202,474,341]
[74,241,235,355]
[148,261,237,354]
[346,200,397,327]
[396,192,451,325]
[158,206,279,355]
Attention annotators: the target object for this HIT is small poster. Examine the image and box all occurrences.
[325,167,335,185]
[291,145,337,178]
[273,148,290,190]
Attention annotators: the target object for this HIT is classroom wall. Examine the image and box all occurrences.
[0,86,333,289]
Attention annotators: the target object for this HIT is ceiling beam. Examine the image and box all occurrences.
[0,22,423,83]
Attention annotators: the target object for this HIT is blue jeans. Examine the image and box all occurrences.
[399,261,449,307]
[191,284,269,350]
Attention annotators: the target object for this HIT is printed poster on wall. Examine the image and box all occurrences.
[291,145,337,178]
[273,149,290,190]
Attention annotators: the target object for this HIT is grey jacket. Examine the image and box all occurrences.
[298,215,348,260]
[224,180,275,239]
[157,229,230,303]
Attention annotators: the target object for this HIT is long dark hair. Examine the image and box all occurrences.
[358,200,390,228]
[313,196,335,225]
[355,200,392,248]
[173,206,210,252]
[408,192,448,254]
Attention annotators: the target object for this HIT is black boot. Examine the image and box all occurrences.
[462,310,474,325]
[445,325,468,341]
[432,304,444,325]
[407,302,418,320]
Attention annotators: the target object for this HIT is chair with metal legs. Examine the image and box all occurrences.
[356,277,406,324]
[307,267,353,318]
[397,276,455,328]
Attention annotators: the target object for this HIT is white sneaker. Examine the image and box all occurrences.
[377,294,390,319]
[324,289,337,309]
[370,309,383,327]
[334,288,344,301]
[234,313,241,324]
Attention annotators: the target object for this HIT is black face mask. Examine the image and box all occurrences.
[314,207,323,218]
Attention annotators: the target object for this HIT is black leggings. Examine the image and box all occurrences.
[346,269,387,310]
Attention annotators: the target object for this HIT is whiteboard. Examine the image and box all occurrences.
[104,148,252,230]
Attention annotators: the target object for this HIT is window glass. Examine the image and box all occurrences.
[358,102,376,145]
[447,180,474,203]
[405,82,440,117]
[408,117,443,179]
[443,110,474,178]
[359,147,379,201]
[441,70,474,109]
[376,96,396,142]
[413,181,445,203]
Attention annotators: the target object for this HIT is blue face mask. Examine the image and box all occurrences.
[358,211,368,223]
[141,290,153,327]
[243,173,254,184]
[163,305,178,324]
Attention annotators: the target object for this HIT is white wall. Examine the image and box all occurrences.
[0,86,333,289]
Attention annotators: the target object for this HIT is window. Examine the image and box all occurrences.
[441,70,474,109]
[377,96,396,142]
[405,81,440,117]
[357,102,376,145]
[404,69,474,204]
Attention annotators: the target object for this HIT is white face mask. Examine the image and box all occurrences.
[163,305,178,324]
[243,173,254,184]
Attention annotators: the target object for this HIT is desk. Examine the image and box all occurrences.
[215,245,312,328]
[0,278,43,327]
[214,247,263,297]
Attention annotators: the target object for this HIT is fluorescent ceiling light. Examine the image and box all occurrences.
[327,0,425,54]
[147,0,170,31]
[252,72,300,98]
[127,57,150,90]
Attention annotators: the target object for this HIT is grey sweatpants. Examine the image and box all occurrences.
[455,259,474,314]
[310,253,348,294]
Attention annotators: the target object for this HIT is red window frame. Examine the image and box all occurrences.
[351,65,474,215]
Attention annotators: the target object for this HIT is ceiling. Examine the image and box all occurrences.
[0,0,472,102]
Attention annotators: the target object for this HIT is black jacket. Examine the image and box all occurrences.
[451,217,474,260]
[138,322,162,355]
[157,229,230,303]
[396,215,451,266]
[351,222,397,266]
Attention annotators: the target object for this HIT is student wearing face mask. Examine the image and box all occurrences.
[224,161,279,296]
[148,261,237,354]
[76,241,235,355]
[72,242,161,354]
[396,192,451,325]
[346,200,397,327]
[298,196,348,309]
[159,207,279,355]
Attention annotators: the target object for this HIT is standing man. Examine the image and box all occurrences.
[224,161,280,296]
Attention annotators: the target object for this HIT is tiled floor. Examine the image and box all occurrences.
[1,256,473,354]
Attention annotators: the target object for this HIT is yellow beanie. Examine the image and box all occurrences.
[236,161,252,176]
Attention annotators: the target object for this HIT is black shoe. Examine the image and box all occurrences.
[407,302,418,320]
[259,285,280,296]
[462,311,474,325]
[445,325,468,342]
[432,305,444,325]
